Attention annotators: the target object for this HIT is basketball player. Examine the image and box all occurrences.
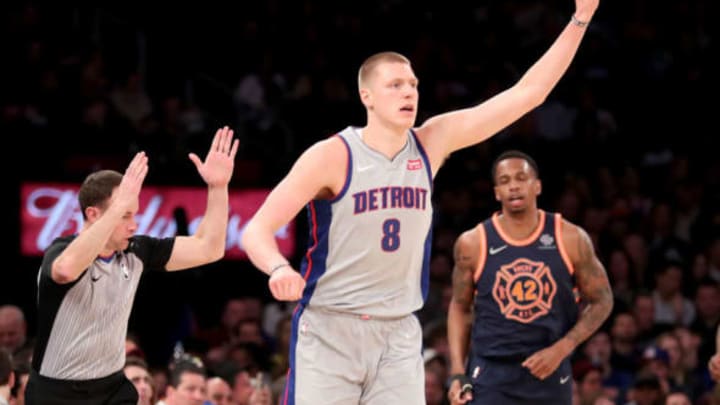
[25,127,238,404]
[241,1,600,403]
[446,151,613,405]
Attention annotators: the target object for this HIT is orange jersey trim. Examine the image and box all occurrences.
[491,210,546,246]
[554,213,575,276]
[473,224,487,283]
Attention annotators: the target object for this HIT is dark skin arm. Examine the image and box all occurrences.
[447,229,479,404]
[522,222,613,380]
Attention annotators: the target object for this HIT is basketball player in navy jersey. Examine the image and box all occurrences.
[447,151,613,405]
[242,1,600,403]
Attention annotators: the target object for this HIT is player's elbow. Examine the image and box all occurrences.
[51,261,79,284]
[515,83,549,111]
[241,219,262,254]
[208,243,225,263]
[241,222,253,252]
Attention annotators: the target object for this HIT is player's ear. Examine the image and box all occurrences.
[535,179,542,196]
[86,206,101,221]
[494,185,501,201]
[359,87,372,109]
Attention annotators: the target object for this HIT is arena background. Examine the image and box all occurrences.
[1,1,718,400]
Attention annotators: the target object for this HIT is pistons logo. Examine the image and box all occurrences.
[492,258,557,323]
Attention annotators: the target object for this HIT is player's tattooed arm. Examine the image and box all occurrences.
[448,229,480,375]
[452,232,477,307]
[564,225,613,349]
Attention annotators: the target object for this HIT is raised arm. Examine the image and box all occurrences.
[165,126,239,271]
[241,137,346,301]
[51,152,148,283]
[447,228,481,404]
[416,0,599,170]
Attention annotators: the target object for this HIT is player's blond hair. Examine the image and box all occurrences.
[357,51,411,89]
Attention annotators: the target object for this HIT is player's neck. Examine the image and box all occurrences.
[498,209,540,240]
[359,125,408,159]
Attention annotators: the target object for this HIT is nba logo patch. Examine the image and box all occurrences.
[407,159,422,170]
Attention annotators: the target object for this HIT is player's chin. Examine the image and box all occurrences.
[506,204,527,214]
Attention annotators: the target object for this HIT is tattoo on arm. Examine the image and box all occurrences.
[565,227,613,347]
[452,238,477,309]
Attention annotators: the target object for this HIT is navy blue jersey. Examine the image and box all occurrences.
[470,210,578,360]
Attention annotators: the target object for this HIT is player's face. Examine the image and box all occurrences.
[364,62,419,129]
[494,158,540,213]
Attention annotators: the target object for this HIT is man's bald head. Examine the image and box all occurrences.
[0,305,27,352]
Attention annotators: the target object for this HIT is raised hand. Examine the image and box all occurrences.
[114,151,148,212]
[189,126,240,187]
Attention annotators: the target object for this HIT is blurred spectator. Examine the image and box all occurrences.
[652,262,695,327]
[664,390,691,405]
[10,359,30,405]
[0,306,27,355]
[124,356,154,405]
[0,348,13,405]
[165,356,207,405]
[206,376,232,405]
[624,375,663,405]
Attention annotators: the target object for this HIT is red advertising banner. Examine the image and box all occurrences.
[20,183,295,260]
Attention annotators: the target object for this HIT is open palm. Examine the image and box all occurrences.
[189,126,240,187]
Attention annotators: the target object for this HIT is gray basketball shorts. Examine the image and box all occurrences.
[281,306,425,405]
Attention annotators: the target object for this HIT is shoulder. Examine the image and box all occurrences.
[127,235,174,258]
[455,225,484,253]
[42,235,75,262]
[296,135,348,169]
[558,217,593,262]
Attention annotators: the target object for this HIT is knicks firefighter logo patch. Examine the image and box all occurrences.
[492,258,557,323]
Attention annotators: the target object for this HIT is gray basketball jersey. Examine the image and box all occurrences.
[299,126,433,317]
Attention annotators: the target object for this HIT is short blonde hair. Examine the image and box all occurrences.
[357,51,411,89]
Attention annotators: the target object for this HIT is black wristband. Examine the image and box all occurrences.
[447,373,472,390]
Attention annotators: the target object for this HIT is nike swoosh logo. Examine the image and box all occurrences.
[489,245,508,255]
[560,375,570,384]
[357,165,373,172]
[91,275,102,282]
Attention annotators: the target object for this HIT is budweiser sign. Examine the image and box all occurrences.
[20,183,295,260]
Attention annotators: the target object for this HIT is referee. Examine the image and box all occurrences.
[25,127,239,404]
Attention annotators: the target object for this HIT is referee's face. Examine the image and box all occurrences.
[104,189,139,251]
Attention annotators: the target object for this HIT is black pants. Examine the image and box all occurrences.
[25,370,138,405]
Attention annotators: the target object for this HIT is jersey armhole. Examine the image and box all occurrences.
[555,213,575,276]
[473,224,488,282]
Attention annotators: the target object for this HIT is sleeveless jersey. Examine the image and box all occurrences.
[471,210,578,359]
[299,126,433,317]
